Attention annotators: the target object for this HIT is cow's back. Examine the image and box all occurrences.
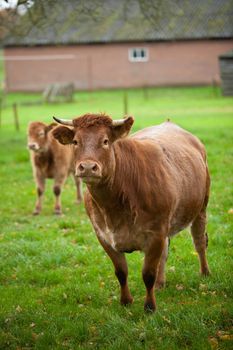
[48,130,74,175]
[132,121,206,157]
[31,129,74,179]
[131,121,209,235]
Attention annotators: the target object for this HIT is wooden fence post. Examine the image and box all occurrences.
[212,77,219,97]
[123,91,128,115]
[13,103,20,131]
[0,97,2,128]
[143,85,149,100]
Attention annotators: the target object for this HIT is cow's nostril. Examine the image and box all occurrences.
[92,164,98,172]
[77,162,101,177]
[79,164,85,172]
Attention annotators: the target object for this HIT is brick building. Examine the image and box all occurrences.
[2,0,233,92]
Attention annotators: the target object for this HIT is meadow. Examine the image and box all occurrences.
[0,86,233,349]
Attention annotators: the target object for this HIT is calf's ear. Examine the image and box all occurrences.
[112,116,134,141]
[52,126,74,145]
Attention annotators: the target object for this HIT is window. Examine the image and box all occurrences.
[128,48,149,62]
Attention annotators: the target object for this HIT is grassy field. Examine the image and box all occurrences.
[0,86,233,349]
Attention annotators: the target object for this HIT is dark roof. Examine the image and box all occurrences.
[3,0,233,46]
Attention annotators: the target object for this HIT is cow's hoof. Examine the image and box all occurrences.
[155,280,165,290]
[201,268,211,277]
[144,302,156,313]
[76,199,82,205]
[33,210,40,216]
[120,296,134,306]
[54,209,62,215]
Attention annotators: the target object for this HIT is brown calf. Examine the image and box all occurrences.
[27,121,82,215]
[52,114,210,312]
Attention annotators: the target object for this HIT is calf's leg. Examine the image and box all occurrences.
[53,177,66,215]
[191,210,210,276]
[34,177,45,215]
[73,175,83,204]
[97,236,133,305]
[142,237,165,312]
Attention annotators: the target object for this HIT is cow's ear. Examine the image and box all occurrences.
[45,123,57,134]
[111,116,134,141]
[52,126,74,145]
[45,122,57,133]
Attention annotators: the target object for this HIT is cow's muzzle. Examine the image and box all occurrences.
[28,143,39,151]
[75,161,102,183]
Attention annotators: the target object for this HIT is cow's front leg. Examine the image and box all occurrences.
[96,235,133,306]
[142,236,165,312]
[34,175,45,215]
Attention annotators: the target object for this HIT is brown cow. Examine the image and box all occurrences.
[52,113,210,312]
[27,121,82,215]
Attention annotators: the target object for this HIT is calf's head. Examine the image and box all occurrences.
[52,114,134,185]
[27,122,56,152]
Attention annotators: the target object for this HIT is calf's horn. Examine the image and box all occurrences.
[112,116,132,127]
[53,116,73,126]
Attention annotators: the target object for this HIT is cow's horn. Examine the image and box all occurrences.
[53,116,73,126]
[112,116,131,127]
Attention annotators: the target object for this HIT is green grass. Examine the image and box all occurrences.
[0,86,233,349]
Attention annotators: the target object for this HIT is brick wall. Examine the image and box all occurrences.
[4,40,233,91]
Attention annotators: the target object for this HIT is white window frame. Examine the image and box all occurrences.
[128,47,149,62]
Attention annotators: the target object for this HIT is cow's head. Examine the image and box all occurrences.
[27,121,56,152]
[52,114,134,185]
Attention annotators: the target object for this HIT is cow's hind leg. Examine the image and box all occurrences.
[191,210,210,276]
[155,237,169,289]
[142,237,165,312]
[97,236,133,306]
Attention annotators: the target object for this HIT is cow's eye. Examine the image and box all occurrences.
[73,140,78,146]
[38,131,45,138]
[103,139,109,147]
